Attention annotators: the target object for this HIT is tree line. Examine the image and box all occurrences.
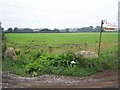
[4,26,102,33]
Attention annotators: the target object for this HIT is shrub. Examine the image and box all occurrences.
[3,48,118,77]
[33,50,44,59]
[25,61,43,76]
[53,51,78,67]
[15,48,21,55]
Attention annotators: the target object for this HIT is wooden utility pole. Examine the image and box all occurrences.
[98,20,104,56]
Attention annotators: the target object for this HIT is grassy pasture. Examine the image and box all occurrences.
[5,32,118,54]
[3,32,118,77]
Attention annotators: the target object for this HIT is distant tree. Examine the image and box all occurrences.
[0,22,4,33]
[94,26,100,30]
[40,28,51,32]
[7,28,13,32]
[89,26,94,30]
[2,28,4,32]
[54,28,58,30]
[53,28,59,32]
[14,27,19,32]
[65,28,70,32]
[20,28,33,32]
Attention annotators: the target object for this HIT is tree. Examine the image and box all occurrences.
[0,22,4,33]
[14,27,19,32]
[7,28,13,32]
[65,28,70,32]
[53,28,59,32]
[89,26,94,30]
[95,26,100,30]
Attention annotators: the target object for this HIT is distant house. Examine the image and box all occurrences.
[33,28,43,32]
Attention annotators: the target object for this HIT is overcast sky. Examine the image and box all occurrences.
[0,0,119,29]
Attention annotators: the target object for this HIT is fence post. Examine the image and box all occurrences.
[48,45,52,53]
[79,44,81,51]
[85,42,87,51]
[98,20,104,56]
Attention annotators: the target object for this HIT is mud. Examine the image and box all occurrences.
[2,70,118,88]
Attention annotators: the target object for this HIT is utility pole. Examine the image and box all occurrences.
[98,20,104,56]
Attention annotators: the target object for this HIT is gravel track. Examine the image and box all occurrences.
[2,71,118,88]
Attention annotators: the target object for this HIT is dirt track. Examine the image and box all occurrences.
[2,70,118,88]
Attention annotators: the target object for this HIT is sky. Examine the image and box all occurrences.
[0,0,119,30]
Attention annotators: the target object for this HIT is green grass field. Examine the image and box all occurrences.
[5,32,118,53]
[3,32,118,77]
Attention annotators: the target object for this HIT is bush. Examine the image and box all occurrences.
[52,51,78,67]
[15,48,21,55]
[25,61,43,76]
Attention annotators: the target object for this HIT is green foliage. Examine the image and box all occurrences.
[2,57,27,76]
[51,51,76,67]
[25,61,43,76]
[2,32,118,77]
[15,49,21,55]
[34,50,44,59]
[3,48,118,77]
[5,32,118,48]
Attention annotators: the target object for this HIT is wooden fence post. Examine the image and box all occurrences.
[85,42,87,51]
[48,45,52,53]
[98,20,104,56]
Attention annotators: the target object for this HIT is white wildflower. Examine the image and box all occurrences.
[71,61,76,64]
